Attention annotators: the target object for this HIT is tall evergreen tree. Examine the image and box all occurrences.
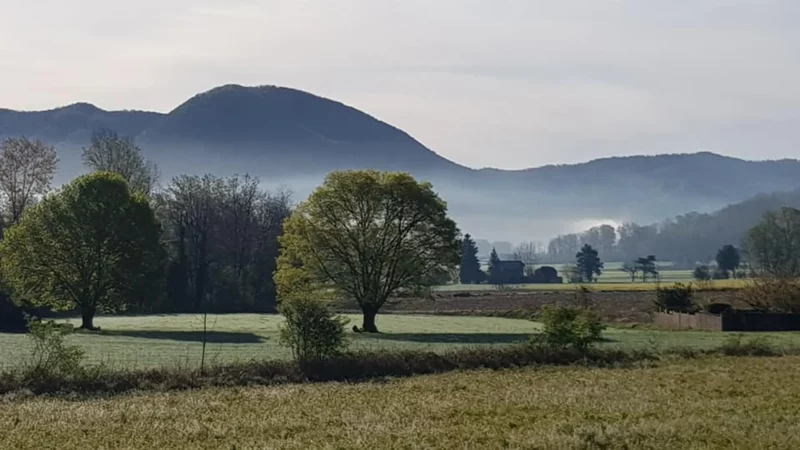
[488,247,502,285]
[459,234,482,284]
[575,244,604,283]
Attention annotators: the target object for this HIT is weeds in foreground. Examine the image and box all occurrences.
[3,356,799,450]
[0,344,647,397]
[22,318,85,379]
[718,334,779,356]
[0,324,791,399]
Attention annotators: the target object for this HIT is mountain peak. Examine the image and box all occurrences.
[164,84,392,144]
[57,102,103,114]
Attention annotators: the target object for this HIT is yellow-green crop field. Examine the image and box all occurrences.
[2,356,799,449]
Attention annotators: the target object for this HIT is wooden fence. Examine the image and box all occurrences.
[654,311,800,332]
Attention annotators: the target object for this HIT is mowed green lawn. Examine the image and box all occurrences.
[2,357,800,449]
[3,314,800,371]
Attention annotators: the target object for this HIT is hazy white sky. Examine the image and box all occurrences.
[1,0,799,169]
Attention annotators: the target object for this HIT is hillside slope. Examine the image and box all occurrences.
[551,188,800,264]
[1,84,799,240]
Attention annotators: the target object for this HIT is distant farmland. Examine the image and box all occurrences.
[445,261,745,292]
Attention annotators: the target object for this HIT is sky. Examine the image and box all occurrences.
[1,0,799,169]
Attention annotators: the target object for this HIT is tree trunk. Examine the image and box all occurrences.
[361,307,379,333]
[80,307,97,330]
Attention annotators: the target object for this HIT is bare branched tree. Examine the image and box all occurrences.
[82,129,159,195]
[163,174,292,312]
[0,137,59,224]
[512,241,539,276]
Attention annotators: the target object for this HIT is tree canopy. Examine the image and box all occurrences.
[545,190,800,265]
[158,174,291,313]
[276,170,460,332]
[715,245,741,277]
[575,244,603,283]
[635,255,659,282]
[0,172,165,329]
[488,247,502,285]
[747,207,800,278]
[459,234,482,284]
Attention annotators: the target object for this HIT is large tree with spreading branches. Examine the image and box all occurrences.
[0,172,165,329]
[276,170,460,332]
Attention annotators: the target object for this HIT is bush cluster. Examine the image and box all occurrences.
[718,335,777,356]
[23,318,85,379]
[693,265,711,281]
[655,283,697,313]
[0,344,646,397]
[278,296,350,362]
[536,306,605,349]
[741,278,800,313]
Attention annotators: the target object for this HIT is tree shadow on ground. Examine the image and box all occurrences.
[359,333,534,344]
[101,330,265,344]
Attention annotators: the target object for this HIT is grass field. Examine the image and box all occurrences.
[438,263,748,292]
[3,314,800,371]
[2,356,799,449]
[435,278,746,292]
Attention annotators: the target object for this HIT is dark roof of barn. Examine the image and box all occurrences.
[496,260,525,267]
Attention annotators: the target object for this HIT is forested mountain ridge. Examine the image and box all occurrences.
[518,152,800,200]
[0,103,162,142]
[547,188,800,265]
[2,84,799,240]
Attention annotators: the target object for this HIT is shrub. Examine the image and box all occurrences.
[735,270,747,279]
[741,278,800,313]
[712,269,730,280]
[278,296,350,362]
[693,265,711,281]
[0,344,651,397]
[718,335,778,356]
[23,318,85,378]
[536,306,605,349]
[655,283,697,313]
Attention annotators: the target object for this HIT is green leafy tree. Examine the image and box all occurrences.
[0,172,165,329]
[488,247,502,285]
[459,233,482,284]
[575,244,603,282]
[715,245,741,278]
[276,170,460,333]
[693,265,712,281]
[635,255,659,282]
[747,207,800,278]
[278,295,349,362]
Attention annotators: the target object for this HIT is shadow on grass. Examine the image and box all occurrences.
[101,330,265,344]
[360,333,534,344]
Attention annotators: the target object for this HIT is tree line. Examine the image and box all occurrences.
[0,131,462,334]
[1,129,799,333]
[544,189,800,266]
[0,131,291,330]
